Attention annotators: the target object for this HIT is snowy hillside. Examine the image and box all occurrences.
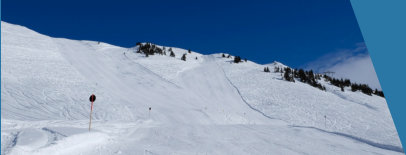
[1,21,403,155]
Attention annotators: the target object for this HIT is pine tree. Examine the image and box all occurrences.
[344,79,351,87]
[234,56,241,63]
[360,84,372,95]
[188,49,191,53]
[351,83,358,92]
[170,51,175,57]
[222,53,225,57]
[181,54,186,61]
[284,67,294,82]
[264,67,270,72]
[274,66,280,73]
[308,70,315,83]
[298,69,307,82]
[374,89,384,97]
[293,69,298,78]
[137,43,165,55]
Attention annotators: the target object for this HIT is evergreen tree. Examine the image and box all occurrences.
[344,79,351,87]
[298,69,307,82]
[274,66,280,73]
[351,83,358,92]
[374,89,385,97]
[181,54,187,61]
[360,84,373,95]
[308,70,315,84]
[264,67,270,72]
[137,42,165,55]
[188,49,191,53]
[284,67,294,82]
[293,69,299,78]
[234,56,241,63]
[170,51,175,57]
[222,53,226,57]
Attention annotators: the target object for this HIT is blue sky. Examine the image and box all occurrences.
[2,0,365,67]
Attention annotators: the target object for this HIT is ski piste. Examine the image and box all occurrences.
[1,21,403,154]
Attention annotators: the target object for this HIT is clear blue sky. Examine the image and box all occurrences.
[2,0,364,68]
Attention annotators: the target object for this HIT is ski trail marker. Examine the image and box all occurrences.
[89,94,96,131]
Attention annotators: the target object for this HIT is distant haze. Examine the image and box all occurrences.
[304,42,382,90]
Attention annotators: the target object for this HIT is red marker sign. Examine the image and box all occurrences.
[89,94,96,102]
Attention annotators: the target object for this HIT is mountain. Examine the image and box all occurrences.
[1,21,403,155]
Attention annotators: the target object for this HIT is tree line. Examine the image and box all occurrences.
[270,66,384,97]
[136,42,165,56]
[136,42,196,61]
[272,66,325,91]
[323,74,384,97]
[221,53,247,63]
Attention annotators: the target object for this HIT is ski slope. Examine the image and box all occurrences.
[1,21,403,154]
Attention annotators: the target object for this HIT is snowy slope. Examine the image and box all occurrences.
[218,57,400,147]
[1,21,403,154]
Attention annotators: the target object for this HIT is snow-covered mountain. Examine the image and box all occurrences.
[1,21,403,155]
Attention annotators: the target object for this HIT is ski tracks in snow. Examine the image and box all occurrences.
[1,120,150,155]
[212,55,280,121]
[212,55,403,154]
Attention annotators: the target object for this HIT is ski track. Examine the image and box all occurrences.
[122,53,182,89]
[214,56,279,121]
[290,125,404,153]
[215,55,402,153]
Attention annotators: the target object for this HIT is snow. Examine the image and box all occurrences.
[218,58,400,147]
[1,21,403,154]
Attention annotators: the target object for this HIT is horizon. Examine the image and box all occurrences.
[2,0,381,89]
[1,20,287,66]
[2,0,363,66]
